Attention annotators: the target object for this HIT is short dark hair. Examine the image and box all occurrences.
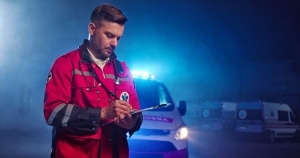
[90,4,127,25]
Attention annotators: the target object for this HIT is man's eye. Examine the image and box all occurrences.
[106,33,114,38]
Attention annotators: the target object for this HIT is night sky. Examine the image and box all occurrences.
[1,0,300,123]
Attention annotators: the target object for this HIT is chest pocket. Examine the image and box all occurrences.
[71,69,101,107]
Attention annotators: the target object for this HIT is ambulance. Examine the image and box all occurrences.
[235,100,299,143]
[198,101,237,131]
[128,71,189,158]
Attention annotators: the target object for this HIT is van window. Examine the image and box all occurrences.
[278,111,289,121]
[135,79,174,111]
[289,111,296,122]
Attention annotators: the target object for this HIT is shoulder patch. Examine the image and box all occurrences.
[46,72,52,83]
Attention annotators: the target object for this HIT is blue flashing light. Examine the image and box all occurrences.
[131,70,155,80]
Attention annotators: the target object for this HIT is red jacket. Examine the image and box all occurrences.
[44,40,141,158]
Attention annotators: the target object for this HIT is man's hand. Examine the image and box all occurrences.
[101,100,132,120]
[114,111,142,129]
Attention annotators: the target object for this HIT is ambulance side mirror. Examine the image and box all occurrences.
[178,100,187,116]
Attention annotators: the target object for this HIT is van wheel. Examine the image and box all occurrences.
[269,132,275,143]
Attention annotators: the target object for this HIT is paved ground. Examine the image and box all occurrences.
[0,111,300,158]
[1,126,300,158]
[187,127,300,158]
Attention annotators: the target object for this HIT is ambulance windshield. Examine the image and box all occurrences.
[134,79,174,111]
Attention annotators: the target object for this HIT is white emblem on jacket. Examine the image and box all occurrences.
[120,92,129,102]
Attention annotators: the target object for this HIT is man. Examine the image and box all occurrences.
[44,4,142,158]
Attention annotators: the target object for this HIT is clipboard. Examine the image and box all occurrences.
[101,103,171,126]
[129,103,171,115]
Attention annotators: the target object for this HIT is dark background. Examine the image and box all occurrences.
[0,0,300,157]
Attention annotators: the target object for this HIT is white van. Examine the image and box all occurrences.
[235,101,299,143]
[128,75,188,158]
[198,101,236,130]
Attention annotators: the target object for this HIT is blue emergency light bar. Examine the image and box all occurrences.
[131,70,155,80]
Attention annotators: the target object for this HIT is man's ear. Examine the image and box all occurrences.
[88,22,96,35]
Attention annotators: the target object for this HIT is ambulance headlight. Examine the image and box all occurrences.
[174,126,188,140]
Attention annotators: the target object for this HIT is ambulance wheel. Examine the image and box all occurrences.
[268,132,275,143]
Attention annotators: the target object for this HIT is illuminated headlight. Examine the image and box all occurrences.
[174,126,188,140]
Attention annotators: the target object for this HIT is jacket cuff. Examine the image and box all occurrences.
[128,112,143,137]
[68,107,101,134]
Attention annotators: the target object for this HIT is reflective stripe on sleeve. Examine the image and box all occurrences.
[62,104,74,127]
[47,103,67,125]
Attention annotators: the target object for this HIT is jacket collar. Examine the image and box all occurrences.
[79,39,126,77]
[79,39,117,63]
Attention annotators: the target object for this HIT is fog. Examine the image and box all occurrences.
[0,0,300,157]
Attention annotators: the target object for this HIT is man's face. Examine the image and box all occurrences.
[88,20,125,60]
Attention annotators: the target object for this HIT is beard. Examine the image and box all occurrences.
[88,37,115,60]
[94,47,114,60]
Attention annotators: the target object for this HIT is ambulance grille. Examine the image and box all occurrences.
[128,139,177,152]
[134,129,170,136]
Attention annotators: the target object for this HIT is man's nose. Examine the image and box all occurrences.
[110,38,118,47]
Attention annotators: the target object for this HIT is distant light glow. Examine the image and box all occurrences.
[0,1,18,39]
[0,1,7,33]
[150,74,155,79]
[0,1,19,66]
